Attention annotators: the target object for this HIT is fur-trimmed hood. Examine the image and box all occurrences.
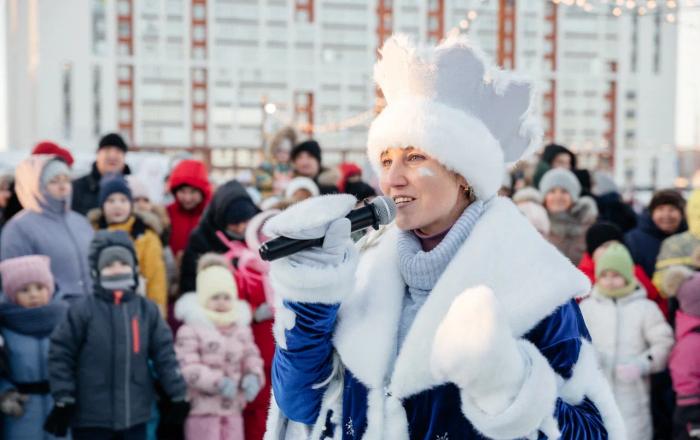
[87,208,161,238]
[174,292,252,329]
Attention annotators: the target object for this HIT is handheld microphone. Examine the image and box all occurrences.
[259,196,396,261]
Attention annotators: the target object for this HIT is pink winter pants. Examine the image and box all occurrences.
[185,414,244,440]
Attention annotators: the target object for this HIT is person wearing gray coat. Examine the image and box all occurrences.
[45,230,188,439]
[0,155,93,299]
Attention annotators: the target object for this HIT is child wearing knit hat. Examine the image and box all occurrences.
[667,271,700,439]
[174,254,264,440]
[579,243,674,440]
[0,255,68,439]
[89,175,168,317]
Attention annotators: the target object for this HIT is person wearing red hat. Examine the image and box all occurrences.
[166,159,212,259]
[31,141,74,167]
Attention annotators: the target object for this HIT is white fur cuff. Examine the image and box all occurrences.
[460,340,559,440]
[269,248,358,305]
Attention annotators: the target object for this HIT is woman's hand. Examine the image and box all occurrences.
[263,194,357,269]
[430,286,526,414]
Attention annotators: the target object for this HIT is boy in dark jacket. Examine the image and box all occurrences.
[45,230,189,439]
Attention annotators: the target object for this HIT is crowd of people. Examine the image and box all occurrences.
[0,129,697,440]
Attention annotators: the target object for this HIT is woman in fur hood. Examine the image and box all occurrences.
[539,167,599,265]
[264,34,623,440]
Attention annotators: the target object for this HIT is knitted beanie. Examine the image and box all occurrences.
[97,245,136,272]
[32,141,75,167]
[291,140,322,164]
[40,158,71,187]
[538,168,581,202]
[586,222,624,256]
[0,255,55,302]
[677,272,700,317]
[224,197,260,225]
[98,133,128,153]
[649,189,685,215]
[595,243,637,298]
[126,175,149,201]
[98,176,132,207]
[196,264,238,305]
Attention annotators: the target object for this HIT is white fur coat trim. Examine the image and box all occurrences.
[174,292,252,329]
[334,197,591,395]
[459,340,559,440]
[367,96,504,199]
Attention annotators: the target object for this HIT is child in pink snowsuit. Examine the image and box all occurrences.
[174,254,265,440]
[670,270,700,439]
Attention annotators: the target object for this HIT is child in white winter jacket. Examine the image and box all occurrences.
[580,243,674,440]
[174,254,264,440]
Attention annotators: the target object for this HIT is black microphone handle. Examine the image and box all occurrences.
[259,201,380,261]
[259,236,324,261]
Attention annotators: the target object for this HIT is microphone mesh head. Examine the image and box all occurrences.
[371,196,397,225]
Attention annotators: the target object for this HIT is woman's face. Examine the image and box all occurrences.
[45,174,72,201]
[652,205,683,234]
[379,147,469,235]
[544,188,573,214]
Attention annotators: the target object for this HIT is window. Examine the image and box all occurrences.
[91,0,106,55]
[62,64,72,139]
[93,65,101,136]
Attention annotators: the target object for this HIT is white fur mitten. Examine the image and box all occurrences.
[264,194,359,305]
[431,286,526,413]
[431,286,559,439]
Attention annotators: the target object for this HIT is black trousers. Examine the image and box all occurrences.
[72,423,147,440]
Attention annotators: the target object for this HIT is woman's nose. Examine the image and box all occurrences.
[385,162,408,188]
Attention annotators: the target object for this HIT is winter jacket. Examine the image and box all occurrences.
[578,252,669,318]
[594,192,637,234]
[216,231,274,440]
[625,212,686,278]
[134,206,178,298]
[88,210,167,315]
[166,160,212,257]
[580,287,674,440]
[48,231,186,430]
[670,311,700,408]
[72,162,131,216]
[0,156,93,299]
[546,196,598,266]
[268,197,625,440]
[174,293,264,417]
[0,299,68,440]
[179,180,254,296]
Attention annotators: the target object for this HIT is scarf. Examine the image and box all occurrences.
[0,299,68,338]
[397,201,484,347]
[205,308,239,327]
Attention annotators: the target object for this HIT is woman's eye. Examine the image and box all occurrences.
[381,159,392,168]
[408,154,425,162]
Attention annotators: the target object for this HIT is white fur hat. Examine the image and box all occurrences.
[367,33,542,200]
[284,177,320,199]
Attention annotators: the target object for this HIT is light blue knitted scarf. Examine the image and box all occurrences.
[396,200,484,348]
